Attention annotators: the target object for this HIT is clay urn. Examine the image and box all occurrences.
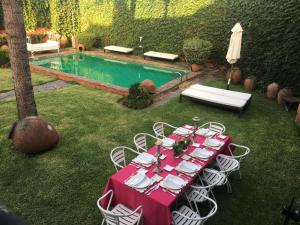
[244,76,256,91]
[277,88,292,105]
[11,116,59,154]
[191,64,202,72]
[77,44,85,52]
[296,104,300,126]
[226,67,242,84]
[267,82,279,99]
[140,79,156,94]
[60,35,68,48]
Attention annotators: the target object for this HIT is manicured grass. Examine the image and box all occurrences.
[0,74,299,225]
[0,69,56,92]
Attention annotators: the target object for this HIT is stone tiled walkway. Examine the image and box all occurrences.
[0,80,70,101]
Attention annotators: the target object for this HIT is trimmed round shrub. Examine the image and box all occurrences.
[183,38,213,65]
[0,49,10,67]
[123,83,153,109]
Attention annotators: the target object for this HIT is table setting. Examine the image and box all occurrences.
[102,118,232,225]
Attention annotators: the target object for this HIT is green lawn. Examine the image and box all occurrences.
[0,74,299,225]
[0,69,56,92]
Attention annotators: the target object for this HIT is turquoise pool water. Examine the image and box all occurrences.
[31,53,187,88]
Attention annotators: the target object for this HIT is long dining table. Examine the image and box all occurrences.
[102,124,232,225]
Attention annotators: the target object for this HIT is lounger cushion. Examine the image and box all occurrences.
[27,40,60,52]
[189,84,252,101]
[181,88,247,109]
[104,45,134,53]
[144,51,179,60]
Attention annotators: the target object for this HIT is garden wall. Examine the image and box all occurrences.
[0,0,299,95]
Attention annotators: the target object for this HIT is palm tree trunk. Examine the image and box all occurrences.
[2,0,37,119]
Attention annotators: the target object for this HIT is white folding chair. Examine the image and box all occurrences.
[185,168,223,207]
[172,194,217,225]
[110,146,140,172]
[199,122,226,134]
[227,143,250,178]
[97,189,143,225]
[133,133,160,153]
[152,122,178,138]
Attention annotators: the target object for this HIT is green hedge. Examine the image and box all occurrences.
[0,2,3,30]
[0,0,299,95]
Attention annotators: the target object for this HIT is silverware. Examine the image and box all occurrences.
[144,181,157,194]
[162,187,176,196]
[146,184,159,195]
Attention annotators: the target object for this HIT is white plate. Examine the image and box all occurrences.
[177,161,200,173]
[174,127,192,136]
[196,128,209,136]
[193,148,213,159]
[127,173,151,189]
[205,138,221,147]
[162,138,175,147]
[134,153,156,165]
[163,174,186,190]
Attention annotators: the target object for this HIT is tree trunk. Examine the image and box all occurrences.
[2,0,37,119]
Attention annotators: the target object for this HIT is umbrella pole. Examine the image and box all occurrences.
[226,64,233,90]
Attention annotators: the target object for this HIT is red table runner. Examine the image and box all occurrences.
[102,125,232,225]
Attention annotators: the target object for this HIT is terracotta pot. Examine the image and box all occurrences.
[226,67,241,84]
[277,88,293,105]
[267,82,279,99]
[218,66,226,73]
[191,64,202,72]
[77,44,85,52]
[72,36,78,49]
[206,63,214,68]
[60,35,68,48]
[140,79,156,94]
[296,104,300,126]
[244,78,256,91]
[11,116,59,154]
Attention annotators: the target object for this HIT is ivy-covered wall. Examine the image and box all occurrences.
[0,0,299,95]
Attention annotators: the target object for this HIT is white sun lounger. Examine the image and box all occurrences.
[104,45,134,54]
[27,40,60,56]
[189,84,252,102]
[144,51,179,61]
[180,85,252,112]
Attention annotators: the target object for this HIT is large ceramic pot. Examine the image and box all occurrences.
[226,67,241,84]
[11,116,59,154]
[60,35,68,48]
[244,76,256,91]
[296,104,300,126]
[277,88,292,105]
[140,79,156,94]
[267,82,279,99]
[191,64,202,72]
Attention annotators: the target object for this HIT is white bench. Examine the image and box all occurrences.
[144,51,179,61]
[104,45,134,54]
[180,84,252,112]
[27,40,60,56]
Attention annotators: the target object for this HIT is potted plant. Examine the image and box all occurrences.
[277,88,292,105]
[173,139,191,157]
[226,67,242,84]
[244,75,256,91]
[122,83,153,109]
[183,37,213,72]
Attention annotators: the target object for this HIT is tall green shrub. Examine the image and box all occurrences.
[183,38,213,64]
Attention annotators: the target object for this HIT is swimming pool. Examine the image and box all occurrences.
[31,53,187,89]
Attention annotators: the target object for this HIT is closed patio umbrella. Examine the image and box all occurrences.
[226,23,243,89]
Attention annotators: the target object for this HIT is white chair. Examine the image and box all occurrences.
[185,168,223,207]
[199,122,226,134]
[110,146,140,172]
[153,122,178,138]
[133,133,160,153]
[227,143,250,178]
[172,195,217,225]
[97,189,143,225]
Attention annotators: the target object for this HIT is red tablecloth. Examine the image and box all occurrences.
[102,125,232,225]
